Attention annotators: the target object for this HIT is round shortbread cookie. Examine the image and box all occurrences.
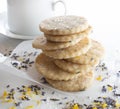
[35,54,82,81]
[40,16,89,35]
[45,26,92,42]
[66,40,104,65]
[46,71,94,92]
[54,59,94,74]
[32,35,84,50]
[43,37,91,59]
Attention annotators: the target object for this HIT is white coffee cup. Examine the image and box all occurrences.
[7,0,66,38]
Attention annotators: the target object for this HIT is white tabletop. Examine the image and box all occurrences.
[0,34,23,55]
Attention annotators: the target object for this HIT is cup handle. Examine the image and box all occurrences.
[52,0,67,15]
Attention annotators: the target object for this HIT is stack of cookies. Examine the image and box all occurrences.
[32,16,104,92]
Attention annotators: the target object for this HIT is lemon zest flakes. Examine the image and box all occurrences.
[115,101,120,108]
[17,57,24,62]
[26,91,36,99]
[72,104,79,109]
[25,105,35,109]
[2,90,8,98]
[102,96,106,99]
[0,85,42,109]
[20,95,26,100]
[2,99,14,103]
[36,100,41,105]
[96,75,102,81]
[102,103,107,108]
[92,107,97,109]
[116,103,120,108]
[26,91,31,96]
[26,87,31,92]
[93,101,100,108]
[107,86,113,91]
[9,106,16,109]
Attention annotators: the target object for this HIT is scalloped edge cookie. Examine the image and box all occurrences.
[40,16,89,35]
[46,71,94,92]
[45,26,92,42]
[66,40,104,65]
[54,59,94,74]
[35,53,83,81]
[32,35,85,50]
[43,37,91,59]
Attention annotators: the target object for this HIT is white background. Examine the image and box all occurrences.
[0,0,6,13]
[65,0,120,50]
[0,0,120,49]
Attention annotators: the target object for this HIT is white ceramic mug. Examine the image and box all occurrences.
[7,0,66,38]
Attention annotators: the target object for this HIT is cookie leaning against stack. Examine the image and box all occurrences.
[32,15,104,92]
